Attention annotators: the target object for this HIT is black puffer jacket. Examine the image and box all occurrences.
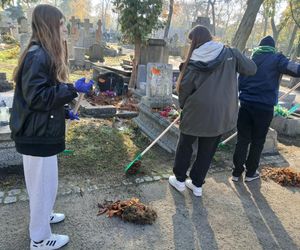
[10,45,77,155]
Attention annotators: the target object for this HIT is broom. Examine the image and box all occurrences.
[218,80,300,148]
[125,116,180,174]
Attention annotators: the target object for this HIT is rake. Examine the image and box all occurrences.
[125,116,180,174]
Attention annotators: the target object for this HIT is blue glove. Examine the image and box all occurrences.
[68,110,79,120]
[74,78,94,93]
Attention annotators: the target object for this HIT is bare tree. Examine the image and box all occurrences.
[164,0,174,39]
[270,14,290,42]
[208,0,216,35]
[286,23,298,55]
[262,5,269,36]
[232,0,264,51]
[289,0,300,28]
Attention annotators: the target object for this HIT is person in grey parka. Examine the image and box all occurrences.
[168,25,257,197]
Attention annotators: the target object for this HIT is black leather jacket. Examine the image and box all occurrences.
[10,45,78,146]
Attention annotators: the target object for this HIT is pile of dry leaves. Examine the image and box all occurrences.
[88,93,139,112]
[97,198,157,224]
[261,167,300,187]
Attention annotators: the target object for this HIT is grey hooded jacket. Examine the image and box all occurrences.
[179,45,257,137]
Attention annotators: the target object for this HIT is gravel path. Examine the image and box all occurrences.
[0,170,299,250]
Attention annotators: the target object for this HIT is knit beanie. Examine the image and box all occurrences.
[259,36,275,47]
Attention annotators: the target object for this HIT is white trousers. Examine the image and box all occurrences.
[23,155,58,242]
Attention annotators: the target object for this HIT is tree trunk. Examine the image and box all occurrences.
[210,0,216,35]
[205,2,210,17]
[286,24,298,56]
[290,36,300,88]
[270,17,279,42]
[163,0,174,40]
[129,38,142,88]
[231,0,264,51]
[263,10,268,36]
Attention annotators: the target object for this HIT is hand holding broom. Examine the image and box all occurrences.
[66,72,94,129]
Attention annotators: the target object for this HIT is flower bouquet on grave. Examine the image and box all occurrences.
[102,90,117,97]
[159,105,180,122]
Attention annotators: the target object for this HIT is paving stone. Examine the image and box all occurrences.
[144,176,153,182]
[19,194,29,201]
[73,186,81,193]
[0,191,4,198]
[122,180,133,185]
[88,185,98,192]
[153,176,161,181]
[162,174,169,179]
[60,188,72,196]
[135,178,145,184]
[4,196,17,204]
[8,189,21,196]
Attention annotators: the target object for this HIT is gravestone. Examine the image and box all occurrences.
[74,47,86,61]
[136,65,147,94]
[70,16,79,35]
[192,16,212,31]
[141,63,173,109]
[20,33,30,52]
[0,91,22,168]
[95,19,102,44]
[83,19,92,33]
[140,39,169,65]
[18,17,28,33]
[0,73,13,92]
[89,44,104,62]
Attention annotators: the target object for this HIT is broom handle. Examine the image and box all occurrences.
[66,75,90,129]
[220,80,300,145]
[279,81,300,100]
[141,116,180,157]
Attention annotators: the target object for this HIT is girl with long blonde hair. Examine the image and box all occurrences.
[10,4,92,249]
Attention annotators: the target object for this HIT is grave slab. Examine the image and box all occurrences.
[134,103,278,155]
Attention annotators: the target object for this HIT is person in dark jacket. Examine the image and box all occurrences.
[10,5,93,249]
[232,35,300,182]
[168,25,257,197]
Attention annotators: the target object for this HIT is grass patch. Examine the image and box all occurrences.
[59,119,172,180]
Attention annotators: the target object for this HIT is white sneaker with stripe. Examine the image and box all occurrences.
[30,234,69,249]
[50,213,65,224]
[185,179,202,197]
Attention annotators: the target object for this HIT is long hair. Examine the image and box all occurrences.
[176,25,213,93]
[13,4,69,83]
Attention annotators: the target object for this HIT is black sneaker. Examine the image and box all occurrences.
[245,171,260,182]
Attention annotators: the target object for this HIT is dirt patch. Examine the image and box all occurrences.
[261,167,300,187]
[97,197,157,224]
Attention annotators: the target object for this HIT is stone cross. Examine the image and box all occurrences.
[192,16,212,31]
[83,19,92,33]
[70,16,79,35]
[19,17,28,34]
[95,19,102,44]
